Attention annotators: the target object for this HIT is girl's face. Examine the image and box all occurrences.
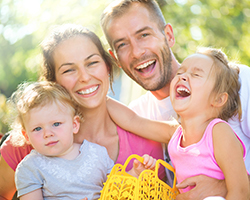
[170,53,216,118]
[54,36,110,110]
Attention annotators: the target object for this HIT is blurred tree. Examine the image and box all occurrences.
[0,0,249,134]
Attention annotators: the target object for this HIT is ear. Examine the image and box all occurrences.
[164,23,175,48]
[73,115,81,134]
[108,48,122,68]
[21,129,31,144]
[212,92,228,108]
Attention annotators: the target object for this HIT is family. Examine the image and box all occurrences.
[0,0,250,200]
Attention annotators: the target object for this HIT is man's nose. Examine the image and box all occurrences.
[130,40,145,59]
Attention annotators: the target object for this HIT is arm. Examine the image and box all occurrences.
[213,122,249,200]
[128,154,156,178]
[176,175,227,200]
[176,122,250,200]
[107,97,178,143]
[0,155,16,200]
[20,189,43,200]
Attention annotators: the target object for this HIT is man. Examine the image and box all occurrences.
[101,0,250,199]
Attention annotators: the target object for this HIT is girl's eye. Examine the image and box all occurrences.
[33,127,42,132]
[193,73,200,77]
[53,122,61,127]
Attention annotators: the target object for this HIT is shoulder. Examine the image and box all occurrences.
[211,119,236,141]
[1,135,33,171]
[128,92,151,109]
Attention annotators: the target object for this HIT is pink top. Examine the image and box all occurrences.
[1,126,165,177]
[168,118,246,193]
[116,126,165,178]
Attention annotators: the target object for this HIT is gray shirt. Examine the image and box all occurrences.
[15,140,114,200]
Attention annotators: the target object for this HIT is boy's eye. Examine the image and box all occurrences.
[53,122,61,127]
[33,127,42,132]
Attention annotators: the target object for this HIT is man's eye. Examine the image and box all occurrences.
[34,127,42,132]
[141,33,149,38]
[117,43,126,50]
[53,122,61,127]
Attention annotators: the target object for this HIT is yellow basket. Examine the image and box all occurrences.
[99,154,179,200]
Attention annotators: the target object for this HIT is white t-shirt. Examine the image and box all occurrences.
[129,64,250,174]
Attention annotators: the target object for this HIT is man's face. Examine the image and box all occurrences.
[106,4,172,91]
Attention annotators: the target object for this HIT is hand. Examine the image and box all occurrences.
[80,198,88,200]
[132,154,156,177]
[176,175,227,200]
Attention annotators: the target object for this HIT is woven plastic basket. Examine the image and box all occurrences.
[99,154,179,200]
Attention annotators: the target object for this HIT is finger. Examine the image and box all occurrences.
[176,176,196,189]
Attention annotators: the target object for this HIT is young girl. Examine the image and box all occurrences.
[10,81,156,200]
[107,47,250,200]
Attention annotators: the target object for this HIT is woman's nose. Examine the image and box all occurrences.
[79,67,91,82]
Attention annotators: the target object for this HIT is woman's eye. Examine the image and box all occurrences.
[33,127,42,132]
[53,122,61,127]
[88,61,99,66]
[62,68,74,74]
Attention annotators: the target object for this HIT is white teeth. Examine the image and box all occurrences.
[177,87,190,94]
[77,86,98,95]
[136,60,155,70]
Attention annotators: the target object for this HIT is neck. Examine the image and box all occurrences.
[150,55,180,100]
[74,101,116,144]
[180,114,215,147]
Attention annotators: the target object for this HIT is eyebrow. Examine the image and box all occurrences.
[113,26,153,47]
[58,53,99,70]
[193,67,204,73]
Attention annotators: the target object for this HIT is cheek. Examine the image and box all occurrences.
[56,76,76,92]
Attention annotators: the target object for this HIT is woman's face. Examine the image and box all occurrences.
[54,36,110,110]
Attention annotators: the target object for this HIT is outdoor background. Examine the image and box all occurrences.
[0,0,250,134]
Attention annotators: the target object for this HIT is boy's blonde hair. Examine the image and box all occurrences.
[197,47,241,121]
[8,81,79,146]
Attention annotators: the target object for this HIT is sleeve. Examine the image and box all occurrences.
[0,135,32,171]
[15,156,43,197]
[238,65,250,138]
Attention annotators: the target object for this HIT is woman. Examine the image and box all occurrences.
[0,24,164,199]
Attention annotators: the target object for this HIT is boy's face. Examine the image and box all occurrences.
[22,101,80,158]
[105,3,173,91]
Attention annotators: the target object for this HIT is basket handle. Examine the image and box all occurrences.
[155,159,177,188]
[122,154,144,173]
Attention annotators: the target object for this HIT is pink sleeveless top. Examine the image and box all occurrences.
[168,118,246,193]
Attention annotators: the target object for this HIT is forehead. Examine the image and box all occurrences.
[53,35,99,59]
[181,53,214,72]
[106,4,158,43]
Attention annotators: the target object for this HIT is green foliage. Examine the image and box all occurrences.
[0,0,249,134]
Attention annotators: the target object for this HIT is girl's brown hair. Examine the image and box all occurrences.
[197,47,241,121]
